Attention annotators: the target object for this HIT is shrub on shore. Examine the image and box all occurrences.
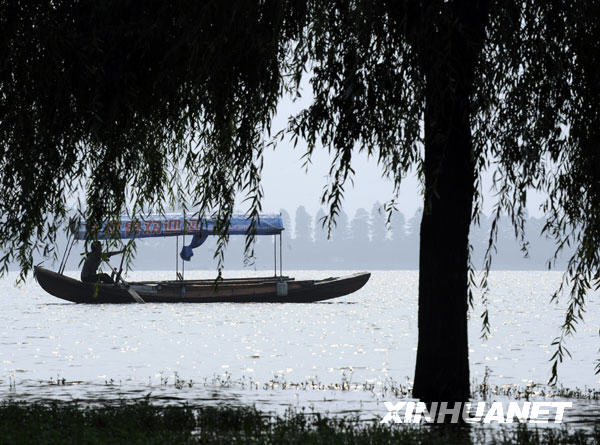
[0,400,597,444]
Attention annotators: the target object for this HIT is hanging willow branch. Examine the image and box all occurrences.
[1,0,599,382]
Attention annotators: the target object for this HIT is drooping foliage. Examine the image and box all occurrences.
[471,1,600,381]
[0,0,305,275]
[287,0,600,382]
[1,0,599,383]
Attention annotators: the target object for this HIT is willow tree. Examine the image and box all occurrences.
[1,1,599,403]
[288,0,600,402]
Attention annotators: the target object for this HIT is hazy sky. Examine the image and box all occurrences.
[246,81,423,220]
[259,142,420,219]
[249,84,545,221]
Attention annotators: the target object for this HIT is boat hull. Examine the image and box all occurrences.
[33,267,370,304]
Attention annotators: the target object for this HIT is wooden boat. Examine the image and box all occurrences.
[34,266,370,304]
[36,213,370,303]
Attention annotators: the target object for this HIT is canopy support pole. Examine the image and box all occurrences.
[273,234,276,277]
[182,212,185,280]
[279,232,283,277]
[176,235,179,280]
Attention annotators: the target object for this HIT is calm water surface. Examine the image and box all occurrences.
[1,270,599,424]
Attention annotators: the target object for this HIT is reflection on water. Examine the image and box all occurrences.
[1,270,599,424]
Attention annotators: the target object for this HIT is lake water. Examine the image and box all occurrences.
[1,270,599,425]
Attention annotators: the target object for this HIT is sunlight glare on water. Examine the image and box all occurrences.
[1,270,599,421]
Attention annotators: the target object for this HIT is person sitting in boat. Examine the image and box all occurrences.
[81,241,124,284]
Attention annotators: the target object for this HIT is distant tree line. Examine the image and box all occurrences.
[97,204,573,271]
[267,203,570,270]
[35,202,569,273]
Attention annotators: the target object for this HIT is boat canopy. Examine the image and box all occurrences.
[71,213,284,240]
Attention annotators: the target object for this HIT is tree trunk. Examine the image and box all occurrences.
[412,1,489,404]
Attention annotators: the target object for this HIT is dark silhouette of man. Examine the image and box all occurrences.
[81,241,124,283]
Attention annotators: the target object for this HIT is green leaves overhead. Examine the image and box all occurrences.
[0,0,305,276]
[0,1,599,383]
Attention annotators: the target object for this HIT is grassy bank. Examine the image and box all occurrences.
[0,400,598,444]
